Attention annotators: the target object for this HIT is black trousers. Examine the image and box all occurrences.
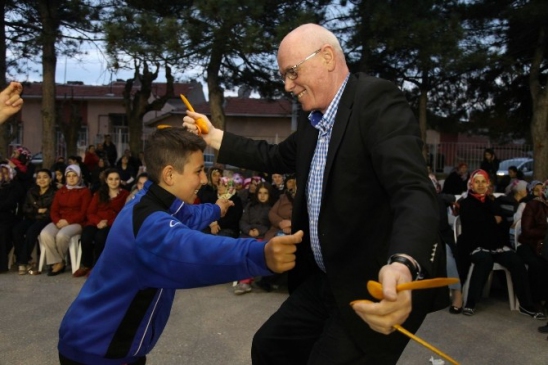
[59,352,146,365]
[80,225,111,268]
[251,273,423,365]
[12,218,50,265]
[465,250,532,308]
[517,244,548,303]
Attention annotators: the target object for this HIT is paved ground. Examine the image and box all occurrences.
[1,269,547,365]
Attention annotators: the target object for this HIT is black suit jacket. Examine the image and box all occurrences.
[218,73,447,352]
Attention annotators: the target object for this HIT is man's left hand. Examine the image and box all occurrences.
[350,262,413,334]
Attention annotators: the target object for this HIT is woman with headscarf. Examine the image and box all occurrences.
[456,169,544,319]
[513,180,544,223]
[40,164,92,276]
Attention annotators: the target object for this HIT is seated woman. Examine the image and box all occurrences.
[257,176,297,292]
[117,155,136,191]
[264,175,296,241]
[456,169,544,319]
[234,182,274,294]
[40,165,92,276]
[12,169,56,275]
[517,182,548,313]
[74,168,129,277]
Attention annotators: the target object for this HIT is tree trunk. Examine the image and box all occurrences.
[529,26,548,180]
[39,1,60,168]
[207,43,226,132]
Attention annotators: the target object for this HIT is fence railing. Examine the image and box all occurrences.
[428,142,533,174]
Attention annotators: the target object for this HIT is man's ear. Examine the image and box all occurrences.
[162,165,175,186]
[322,45,335,72]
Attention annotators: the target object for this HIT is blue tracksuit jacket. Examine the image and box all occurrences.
[58,181,272,364]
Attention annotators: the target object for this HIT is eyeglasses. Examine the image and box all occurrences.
[280,48,321,82]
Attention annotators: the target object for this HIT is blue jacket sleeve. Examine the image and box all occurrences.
[170,200,221,231]
[134,211,272,289]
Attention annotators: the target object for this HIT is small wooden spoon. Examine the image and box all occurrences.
[366,277,459,300]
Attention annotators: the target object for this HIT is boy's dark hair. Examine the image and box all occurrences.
[145,128,206,184]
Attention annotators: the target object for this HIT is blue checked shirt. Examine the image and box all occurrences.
[306,75,349,272]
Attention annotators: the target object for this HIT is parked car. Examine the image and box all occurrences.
[496,158,533,178]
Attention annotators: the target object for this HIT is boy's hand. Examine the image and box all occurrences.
[264,230,303,273]
[216,198,234,217]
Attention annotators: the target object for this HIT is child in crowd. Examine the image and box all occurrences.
[235,182,275,294]
[57,127,302,365]
[125,172,149,203]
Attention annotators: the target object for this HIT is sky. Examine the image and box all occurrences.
[13,48,249,98]
[14,47,204,87]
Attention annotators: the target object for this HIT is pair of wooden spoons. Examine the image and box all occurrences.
[351,278,460,365]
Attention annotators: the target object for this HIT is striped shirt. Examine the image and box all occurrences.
[306,75,350,272]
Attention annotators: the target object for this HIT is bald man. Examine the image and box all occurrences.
[184,23,445,364]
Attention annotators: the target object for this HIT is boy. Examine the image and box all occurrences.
[58,128,302,365]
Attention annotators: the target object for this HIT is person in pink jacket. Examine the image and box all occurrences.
[40,164,92,276]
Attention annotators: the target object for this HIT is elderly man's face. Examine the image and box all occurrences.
[278,45,331,113]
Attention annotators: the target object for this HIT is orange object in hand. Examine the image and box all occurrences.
[180,94,208,134]
[349,277,460,365]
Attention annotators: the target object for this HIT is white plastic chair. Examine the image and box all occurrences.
[513,219,521,249]
[68,235,82,274]
[454,216,518,310]
[38,234,81,274]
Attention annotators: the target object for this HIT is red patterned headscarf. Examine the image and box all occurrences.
[468,169,490,202]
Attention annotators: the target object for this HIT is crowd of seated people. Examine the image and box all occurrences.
[4,152,548,330]
[0,146,147,276]
[195,167,297,294]
[439,166,548,332]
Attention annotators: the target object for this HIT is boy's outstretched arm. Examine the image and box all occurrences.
[264,230,303,273]
[0,82,24,124]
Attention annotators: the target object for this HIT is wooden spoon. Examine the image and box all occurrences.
[366,277,459,300]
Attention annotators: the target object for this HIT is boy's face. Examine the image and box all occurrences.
[170,151,207,204]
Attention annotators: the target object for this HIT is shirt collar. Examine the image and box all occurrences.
[307,74,350,130]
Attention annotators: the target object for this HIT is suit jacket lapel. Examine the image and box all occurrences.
[322,75,357,196]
